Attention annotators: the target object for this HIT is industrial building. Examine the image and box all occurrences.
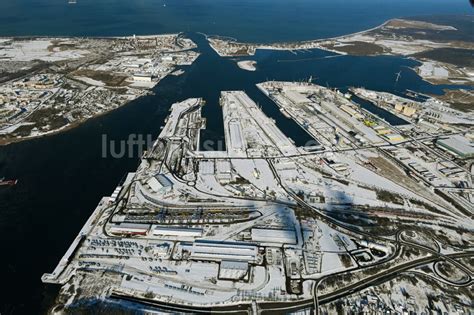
[216,160,232,182]
[218,260,249,280]
[153,226,203,237]
[132,73,153,82]
[436,135,474,159]
[109,223,150,235]
[229,121,245,152]
[356,240,389,254]
[147,174,173,193]
[251,228,297,244]
[394,103,417,117]
[187,240,258,263]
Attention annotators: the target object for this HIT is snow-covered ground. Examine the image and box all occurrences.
[237,60,257,71]
[0,39,89,62]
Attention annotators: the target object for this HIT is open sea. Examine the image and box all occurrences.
[0,0,472,314]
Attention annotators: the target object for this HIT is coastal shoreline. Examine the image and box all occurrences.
[207,15,473,108]
[0,90,151,146]
[0,34,199,146]
[2,15,472,146]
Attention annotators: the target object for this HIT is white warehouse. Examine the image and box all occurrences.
[109,223,150,235]
[153,226,203,238]
[132,73,153,82]
[186,240,258,263]
[251,228,297,244]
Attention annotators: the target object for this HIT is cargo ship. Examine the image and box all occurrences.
[280,108,292,119]
[0,177,18,186]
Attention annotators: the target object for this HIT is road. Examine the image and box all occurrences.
[265,158,473,314]
[257,251,473,315]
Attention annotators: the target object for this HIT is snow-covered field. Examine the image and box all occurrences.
[0,39,89,62]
